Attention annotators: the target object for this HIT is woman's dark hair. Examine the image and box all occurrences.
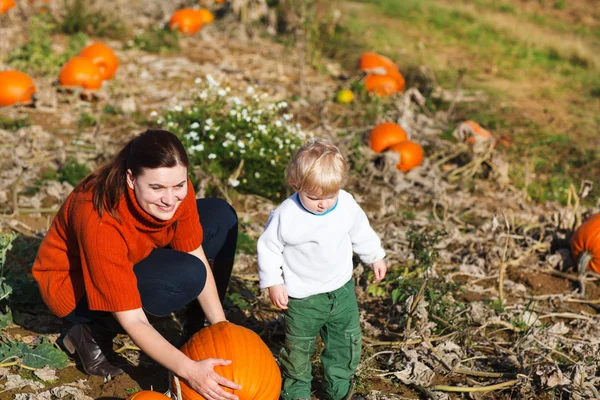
[80,129,189,221]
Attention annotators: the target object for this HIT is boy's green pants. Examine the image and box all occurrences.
[280,279,361,400]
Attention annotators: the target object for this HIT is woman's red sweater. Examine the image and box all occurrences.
[32,180,203,317]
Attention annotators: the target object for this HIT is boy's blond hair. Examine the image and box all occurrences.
[285,139,349,196]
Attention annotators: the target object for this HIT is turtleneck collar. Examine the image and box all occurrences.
[121,183,185,231]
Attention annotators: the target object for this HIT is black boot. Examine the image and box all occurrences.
[62,323,124,377]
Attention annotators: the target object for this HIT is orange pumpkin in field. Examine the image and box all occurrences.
[175,321,281,400]
[369,122,408,153]
[59,56,103,90]
[364,74,401,96]
[458,121,494,144]
[0,71,36,107]
[571,213,600,274]
[360,52,396,75]
[169,9,204,34]
[197,8,214,24]
[79,43,119,80]
[389,141,424,172]
[1,0,15,13]
[360,52,405,93]
[126,391,171,400]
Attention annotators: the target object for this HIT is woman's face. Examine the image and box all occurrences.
[126,165,188,221]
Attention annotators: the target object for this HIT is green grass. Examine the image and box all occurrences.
[310,0,600,205]
[0,116,31,131]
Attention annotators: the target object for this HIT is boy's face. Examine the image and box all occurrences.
[298,190,339,214]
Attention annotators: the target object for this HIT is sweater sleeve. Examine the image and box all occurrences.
[257,210,285,288]
[171,179,203,252]
[80,222,142,312]
[348,198,386,265]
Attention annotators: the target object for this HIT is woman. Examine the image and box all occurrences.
[32,129,241,400]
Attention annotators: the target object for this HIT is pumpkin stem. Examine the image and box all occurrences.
[578,250,593,276]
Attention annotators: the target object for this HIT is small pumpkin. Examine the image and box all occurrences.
[455,121,494,144]
[359,52,396,75]
[197,8,214,24]
[79,43,119,80]
[389,141,424,172]
[126,391,171,400]
[364,74,400,96]
[336,89,354,104]
[359,52,405,92]
[169,9,204,34]
[0,71,36,107]
[571,213,600,274]
[1,0,15,13]
[369,122,408,153]
[59,56,103,90]
[176,321,281,400]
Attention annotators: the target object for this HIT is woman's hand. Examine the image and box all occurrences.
[268,284,288,310]
[184,358,242,400]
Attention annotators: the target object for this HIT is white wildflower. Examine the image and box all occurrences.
[185,131,199,140]
[237,140,245,148]
[194,77,202,84]
[217,89,227,97]
[254,172,260,178]
[228,178,240,187]
[208,153,217,159]
[174,105,183,112]
[190,122,200,129]
[206,74,219,87]
[149,111,158,117]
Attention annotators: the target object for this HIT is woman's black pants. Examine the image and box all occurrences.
[64,198,238,338]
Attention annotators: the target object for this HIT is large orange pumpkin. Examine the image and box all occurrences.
[364,74,401,96]
[59,56,103,90]
[571,213,600,274]
[0,71,36,107]
[126,390,171,400]
[79,43,119,80]
[369,122,408,153]
[175,321,281,400]
[1,0,15,13]
[169,9,204,34]
[389,141,424,172]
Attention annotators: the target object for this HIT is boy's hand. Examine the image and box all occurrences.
[268,285,289,310]
[371,259,387,283]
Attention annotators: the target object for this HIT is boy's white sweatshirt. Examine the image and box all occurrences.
[257,190,386,298]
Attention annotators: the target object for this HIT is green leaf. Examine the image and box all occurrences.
[0,340,69,369]
[0,308,12,330]
[22,343,69,369]
[0,277,13,302]
[391,288,402,304]
[366,284,386,298]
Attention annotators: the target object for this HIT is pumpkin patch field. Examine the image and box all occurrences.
[1,1,599,399]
